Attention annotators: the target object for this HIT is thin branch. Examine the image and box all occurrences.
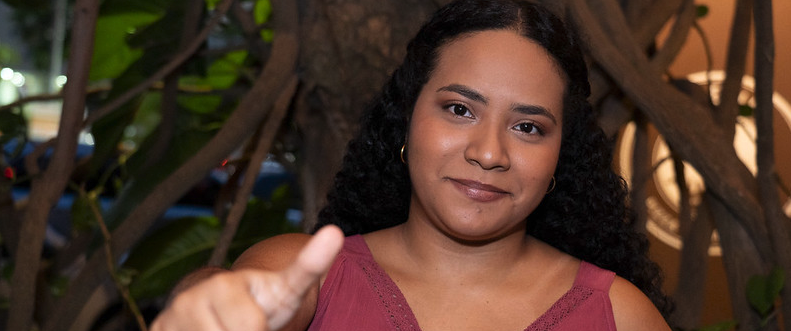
[86,188,148,331]
[208,74,297,266]
[650,0,695,73]
[632,0,685,49]
[691,21,715,105]
[629,113,650,231]
[585,0,655,75]
[753,0,791,329]
[716,0,753,130]
[0,93,63,112]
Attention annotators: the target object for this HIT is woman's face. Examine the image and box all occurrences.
[406,29,565,242]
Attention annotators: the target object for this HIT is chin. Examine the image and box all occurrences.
[441,225,524,246]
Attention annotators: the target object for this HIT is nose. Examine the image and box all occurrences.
[464,124,511,171]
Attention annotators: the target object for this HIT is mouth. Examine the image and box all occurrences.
[449,178,510,202]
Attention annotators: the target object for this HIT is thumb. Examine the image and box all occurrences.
[253,225,344,329]
[285,225,345,290]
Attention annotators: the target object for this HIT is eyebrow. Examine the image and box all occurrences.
[436,84,558,125]
[437,84,488,104]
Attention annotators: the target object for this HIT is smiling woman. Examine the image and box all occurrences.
[152,1,672,330]
[405,30,564,242]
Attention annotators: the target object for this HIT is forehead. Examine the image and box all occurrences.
[428,30,566,115]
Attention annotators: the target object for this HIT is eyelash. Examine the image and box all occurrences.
[444,103,545,136]
[446,103,472,117]
[514,122,544,136]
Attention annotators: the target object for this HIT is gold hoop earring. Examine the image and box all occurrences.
[546,176,556,194]
[400,144,407,164]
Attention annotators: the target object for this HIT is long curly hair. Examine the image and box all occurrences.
[313,0,672,317]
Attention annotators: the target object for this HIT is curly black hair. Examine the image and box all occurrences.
[313,0,672,317]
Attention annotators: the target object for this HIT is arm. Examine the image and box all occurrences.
[151,225,344,331]
[610,277,672,331]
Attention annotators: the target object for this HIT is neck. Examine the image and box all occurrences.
[391,219,534,281]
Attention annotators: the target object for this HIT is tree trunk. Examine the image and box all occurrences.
[294,0,437,228]
[6,1,99,330]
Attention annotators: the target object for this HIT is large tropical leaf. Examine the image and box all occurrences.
[124,186,300,300]
[125,216,221,300]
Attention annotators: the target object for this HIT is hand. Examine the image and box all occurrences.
[150,225,345,331]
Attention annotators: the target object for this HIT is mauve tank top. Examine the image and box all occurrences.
[307,235,617,331]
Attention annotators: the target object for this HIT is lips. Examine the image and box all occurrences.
[449,178,509,202]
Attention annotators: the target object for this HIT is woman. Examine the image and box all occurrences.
[152,0,672,330]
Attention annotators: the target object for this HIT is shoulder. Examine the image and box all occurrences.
[609,276,671,331]
[231,232,313,271]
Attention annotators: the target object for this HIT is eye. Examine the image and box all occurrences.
[446,103,473,118]
[514,122,544,135]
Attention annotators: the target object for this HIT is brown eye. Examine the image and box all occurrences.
[448,104,471,117]
[515,122,543,135]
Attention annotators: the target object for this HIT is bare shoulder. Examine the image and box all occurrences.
[231,232,313,271]
[609,276,671,331]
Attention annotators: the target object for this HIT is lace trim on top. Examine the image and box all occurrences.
[358,257,421,331]
[524,286,594,331]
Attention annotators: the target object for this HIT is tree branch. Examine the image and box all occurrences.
[716,0,753,132]
[631,0,684,49]
[208,74,298,266]
[571,0,772,260]
[753,0,791,328]
[41,0,301,329]
[142,0,205,171]
[6,0,99,330]
[651,0,695,73]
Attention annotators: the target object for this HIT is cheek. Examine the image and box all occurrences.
[513,144,561,179]
[407,112,456,161]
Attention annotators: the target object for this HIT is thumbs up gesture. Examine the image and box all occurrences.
[151,225,345,331]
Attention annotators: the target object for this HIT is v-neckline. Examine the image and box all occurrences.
[355,235,587,331]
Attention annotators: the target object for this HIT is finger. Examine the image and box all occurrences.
[289,225,345,283]
[252,225,344,329]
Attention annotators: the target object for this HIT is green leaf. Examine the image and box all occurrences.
[254,0,274,41]
[87,91,142,176]
[260,29,274,43]
[696,5,709,18]
[767,267,785,304]
[90,12,160,81]
[253,0,272,24]
[178,94,223,114]
[124,190,299,300]
[206,50,248,89]
[49,275,70,298]
[747,267,785,317]
[738,104,754,117]
[71,193,99,232]
[204,0,222,10]
[0,42,21,65]
[695,320,737,331]
[125,216,221,299]
[0,110,27,146]
[747,275,772,316]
